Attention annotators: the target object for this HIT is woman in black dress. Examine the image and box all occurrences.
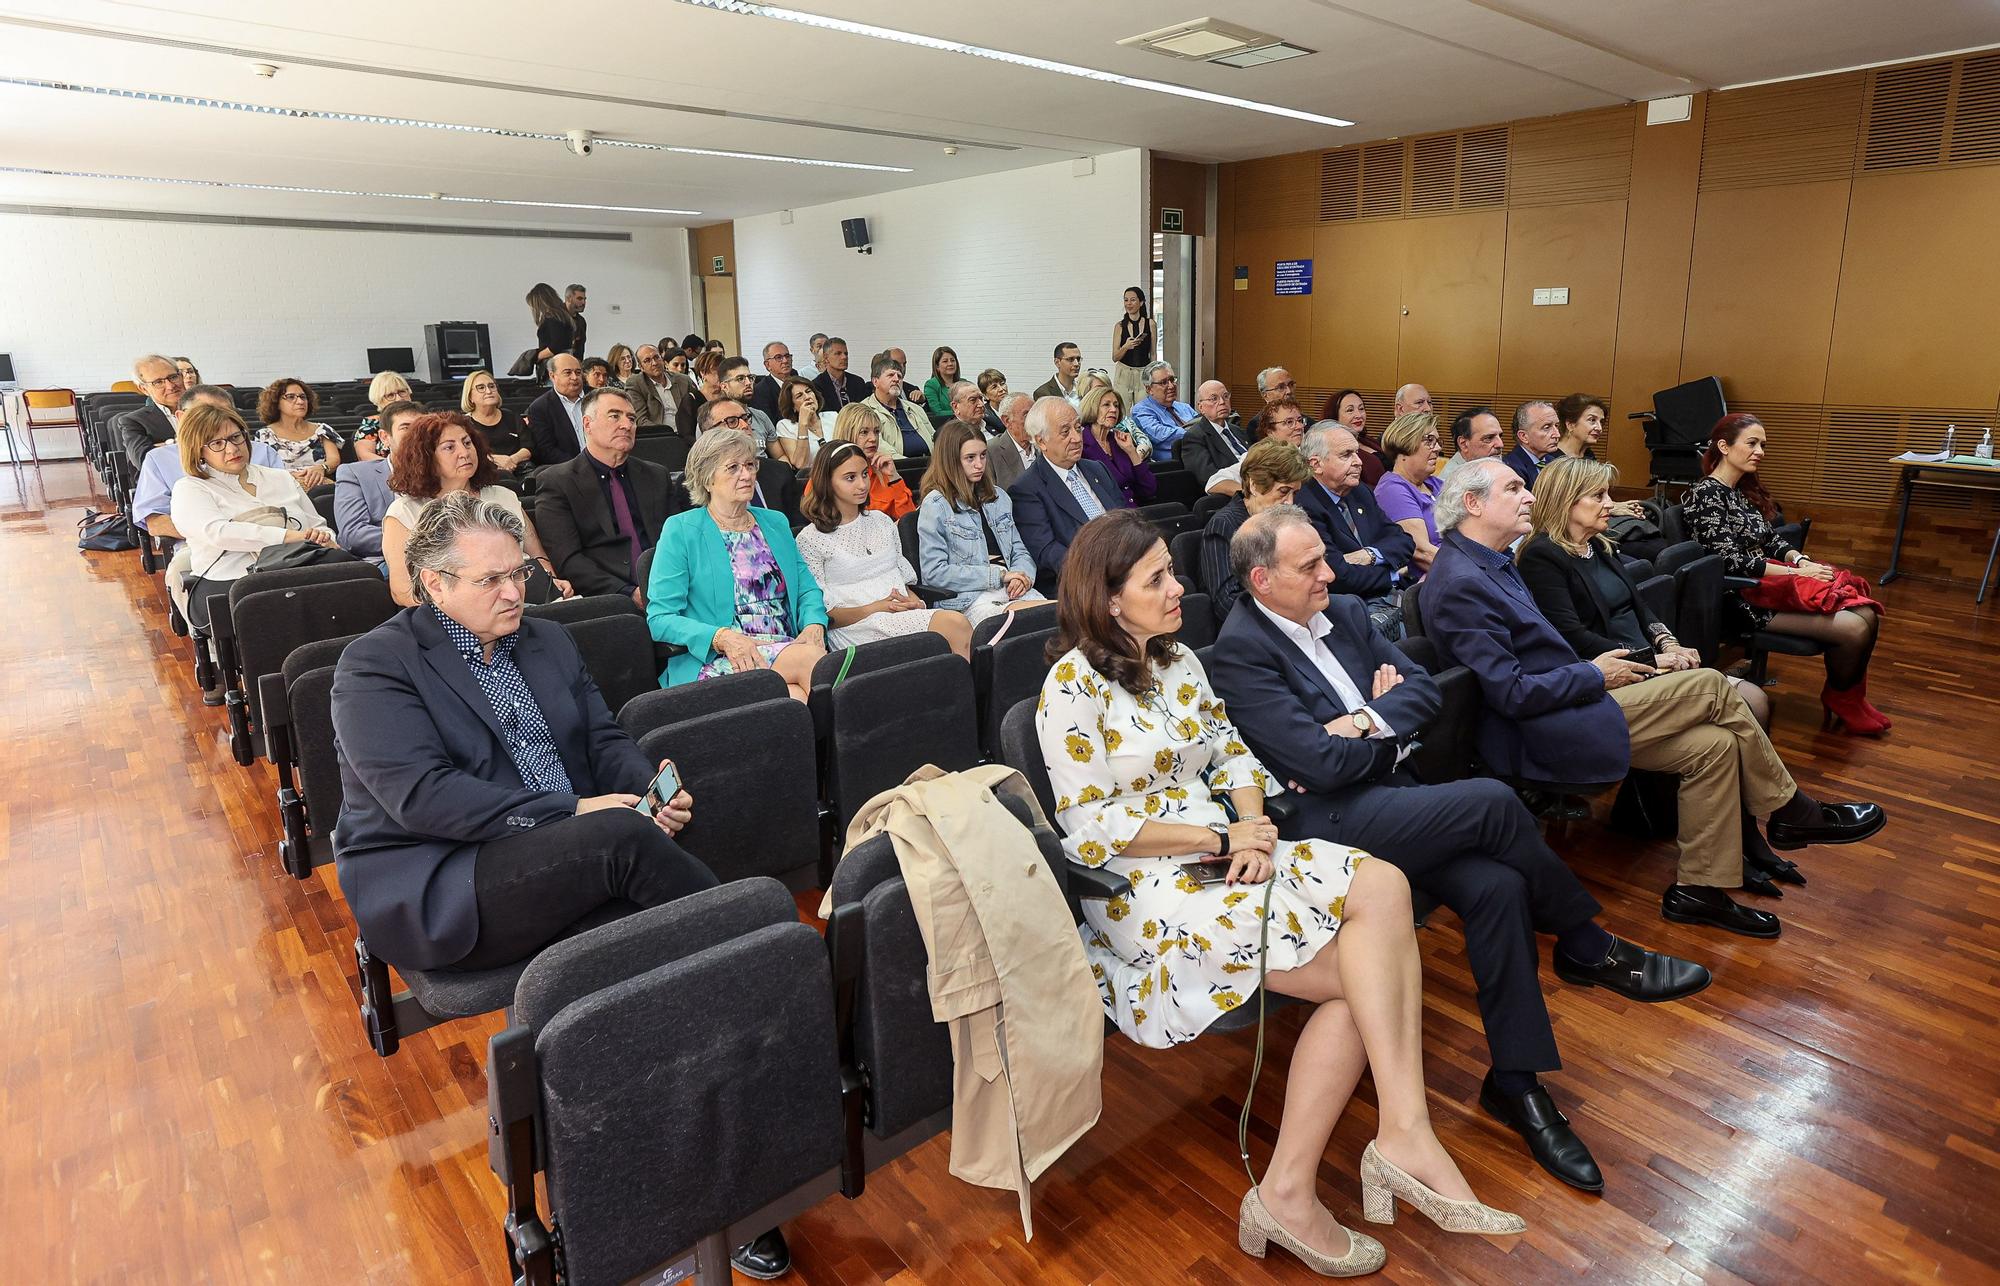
[525,282,575,381]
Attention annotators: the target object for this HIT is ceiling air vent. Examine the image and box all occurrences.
[1119,19,1313,69]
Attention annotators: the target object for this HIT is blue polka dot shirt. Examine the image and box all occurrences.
[432,607,575,795]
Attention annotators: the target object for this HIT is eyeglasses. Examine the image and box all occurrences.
[1150,375,1178,387]
[281,391,310,403]
[143,374,182,388]
[769,352,792,361]
[716,412,753,429]
[437,563,536,593]
[203,431,248,452]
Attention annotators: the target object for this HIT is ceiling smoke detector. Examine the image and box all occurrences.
[1118,19,1313,68]
[250,62,279,78]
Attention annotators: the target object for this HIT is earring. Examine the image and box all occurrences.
[1110,606,1120,617]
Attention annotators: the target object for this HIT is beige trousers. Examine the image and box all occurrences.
[1611,668,1797,888]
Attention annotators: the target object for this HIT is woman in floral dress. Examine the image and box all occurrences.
[1036,510,1521,1276]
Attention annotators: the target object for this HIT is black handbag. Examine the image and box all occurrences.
[77,509,142,552]
[252,541,356,572]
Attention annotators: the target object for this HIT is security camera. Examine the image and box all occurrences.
[565,129,595,158]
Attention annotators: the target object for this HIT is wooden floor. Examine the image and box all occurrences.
[6,459,2000,1285]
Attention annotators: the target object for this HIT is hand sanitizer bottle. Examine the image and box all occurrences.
[1978,428,1994,460]
[1944,424,1957,456]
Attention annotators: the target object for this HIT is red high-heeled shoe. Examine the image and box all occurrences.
[1822,682,1890,735]
[1857,677,1892,729]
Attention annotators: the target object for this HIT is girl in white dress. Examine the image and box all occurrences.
[1035,509,1520,1277]
[795,441,971,656]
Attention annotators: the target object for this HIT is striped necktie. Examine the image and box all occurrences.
[1064,467,1105,519]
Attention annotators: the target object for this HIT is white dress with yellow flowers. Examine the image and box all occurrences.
[1036,644,1369,1049]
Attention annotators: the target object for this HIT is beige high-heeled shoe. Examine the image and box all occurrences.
[1238,1188,1386,1277]
[1358,1141,1526,1235]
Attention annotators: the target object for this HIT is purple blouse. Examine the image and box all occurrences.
[1079,425,1158,506]
[1374,471,1443,543]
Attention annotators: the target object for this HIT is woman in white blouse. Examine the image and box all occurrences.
[169,402,336,626]
[380,413,572,607]
[773,376,836,469]
[793,441,970,657]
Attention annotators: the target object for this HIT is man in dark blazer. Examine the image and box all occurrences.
[810,336,869,411]
[750,339,794,420]
[531,387,686,601]
[117,354,185,471]
[1008,396,1128,594]
[1426,459,1882,938]
[1298,422,1413,630]
[330,489,716,976]
[525,353,588,467]
[1208,506,1711,1192]
[1177,384,1255,489]
[1502,399,1562,490]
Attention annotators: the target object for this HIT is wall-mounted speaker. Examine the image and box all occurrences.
[841,217,873,254]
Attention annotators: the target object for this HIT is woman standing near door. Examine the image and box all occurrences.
[1110,286,1153,413]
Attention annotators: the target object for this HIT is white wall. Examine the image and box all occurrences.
[0,212,693,393]
[734,149,1146,394]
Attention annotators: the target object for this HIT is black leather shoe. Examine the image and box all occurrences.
[1765,857,1806,886]
[1554,937,1711,1002]
[1767,801,1886,851]
[1479,1073,1603,1192]
[1662,885,1780,938]
[731,1227,791,1280]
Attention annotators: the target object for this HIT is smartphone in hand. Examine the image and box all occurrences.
[634,760,682,817]
[1179,858,1234,886]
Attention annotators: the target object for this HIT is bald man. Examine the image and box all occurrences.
[527,353,588,466]
[1394,383,1433,417]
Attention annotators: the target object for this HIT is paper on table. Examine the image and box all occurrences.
[1893,449,1950,462]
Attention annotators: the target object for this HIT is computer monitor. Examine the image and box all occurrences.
[0,353,14,382]
[367,346,417,374]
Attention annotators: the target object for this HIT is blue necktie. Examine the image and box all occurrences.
[1064,467,1105,519]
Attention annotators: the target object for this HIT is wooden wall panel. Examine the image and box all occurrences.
[1307,221,1405,390]
[1509,107,1634,206]
[692,222,734,276]
[1150,157,1209,237]
[1825,166,2000,407]
[1398,211,1506,393]
[1497,200,1627,398]
[1681,179,1850,404]
[1222,226,1316,387]
[1610,100,1704,482]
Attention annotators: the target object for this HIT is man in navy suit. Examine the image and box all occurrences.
[1424,459,1885,940]
[1008,396,1129,593]
[1208,506,1709,1192]
[1500,399,1562,490]
[334,399,424,571]
[1297,422,1412,636]
[525,353,588,467]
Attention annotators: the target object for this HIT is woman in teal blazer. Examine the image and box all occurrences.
[646,429,827,697]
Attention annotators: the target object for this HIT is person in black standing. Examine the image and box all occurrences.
[1110,285,1153,414]
[526,283,575,382]
[564,283,588,359]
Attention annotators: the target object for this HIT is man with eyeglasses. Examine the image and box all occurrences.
[1181,379,1258,488]
[1246,366,1297,439]
[1128,361,1196,461]
[751,340,793,421]
[1200,397,1305,498]
[533,387,687,604]
[1032,342,1085,408]
[623,344,692,429]
[118,354,188,472]
[708,357,778,457]
[525,354,588,467]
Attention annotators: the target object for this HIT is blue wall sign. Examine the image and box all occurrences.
[1274,259,1314,296]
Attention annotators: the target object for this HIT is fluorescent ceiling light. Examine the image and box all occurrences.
[672,0,1354,128]
[0,166,702,215]
[0,76,913,172]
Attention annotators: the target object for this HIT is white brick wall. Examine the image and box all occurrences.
[734,149,1147,395]
[0,213,694,393]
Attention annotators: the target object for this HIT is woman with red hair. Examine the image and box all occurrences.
[1683,413,1887,734]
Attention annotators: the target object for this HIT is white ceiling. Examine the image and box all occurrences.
[1,0,1995,230]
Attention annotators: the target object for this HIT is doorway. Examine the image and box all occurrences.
[701,276,740,355]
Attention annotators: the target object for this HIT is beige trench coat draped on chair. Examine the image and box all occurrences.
[823,764,1104,1236]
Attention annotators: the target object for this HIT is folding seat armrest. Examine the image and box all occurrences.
[1265,794,1300,828]
[485,1025,557,1286]
[823,902,870,1197]
[1069,865,1129,901]
[1723,574,1761,591]
[259,672,293,768]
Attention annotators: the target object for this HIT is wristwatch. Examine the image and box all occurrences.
[1349,708,1376,736]
[1207,822,1230,855]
